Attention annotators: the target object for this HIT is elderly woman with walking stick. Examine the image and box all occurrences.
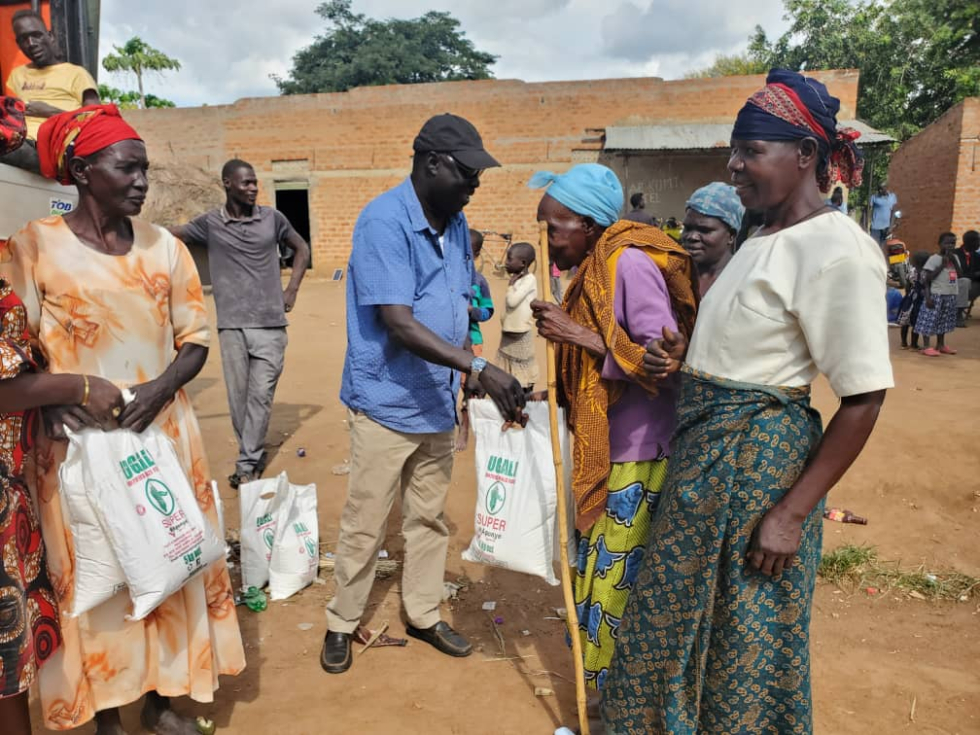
[528,165,698,721]
[601,69,894,735]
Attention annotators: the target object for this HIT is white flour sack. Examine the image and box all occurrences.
[238,472,289,591]
[268,480,319,601]
[82,426,225,620]
[59,431,128,617]
[462,399,571,586]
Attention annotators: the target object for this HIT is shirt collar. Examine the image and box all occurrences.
[221,205,262,224]
[398,177,463,235]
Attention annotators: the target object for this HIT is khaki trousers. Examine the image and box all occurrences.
[325,410,455,633]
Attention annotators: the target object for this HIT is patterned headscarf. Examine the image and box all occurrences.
[529,164,624,226]
[732,69,863,192]
[686,182,745,232]
[0,97,27,156]
[37,104,142,185]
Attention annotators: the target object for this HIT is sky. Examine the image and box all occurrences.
[97,0,792,108]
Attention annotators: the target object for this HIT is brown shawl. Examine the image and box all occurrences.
[556,220,698,531]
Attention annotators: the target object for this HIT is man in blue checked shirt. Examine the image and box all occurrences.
[322,114,525,674]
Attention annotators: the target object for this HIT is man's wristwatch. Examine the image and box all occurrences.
[470,356,488,378]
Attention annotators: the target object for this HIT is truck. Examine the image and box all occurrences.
[0,0,101,239]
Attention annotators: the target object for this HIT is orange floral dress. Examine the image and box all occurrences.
[0,216,245,730]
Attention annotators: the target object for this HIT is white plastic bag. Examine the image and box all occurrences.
[462,399,572,585]
[82,425,225,620]
[238,472,289,591]
[59,433,128,617]
[268,480,319,601]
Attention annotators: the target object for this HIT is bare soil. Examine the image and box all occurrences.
[36,277,980,735]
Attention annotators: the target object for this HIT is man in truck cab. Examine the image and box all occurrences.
[5,10,99,141]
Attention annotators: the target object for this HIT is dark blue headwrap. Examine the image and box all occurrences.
[732,69,863,191]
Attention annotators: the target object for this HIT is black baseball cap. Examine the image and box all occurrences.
[413,113,501,170]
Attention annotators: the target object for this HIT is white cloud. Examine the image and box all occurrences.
[98,0,791,107]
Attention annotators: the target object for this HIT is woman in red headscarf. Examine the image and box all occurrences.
[601,71,894,734]
[1,105,245,733]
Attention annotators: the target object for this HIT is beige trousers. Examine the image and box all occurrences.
[326,410,455,633]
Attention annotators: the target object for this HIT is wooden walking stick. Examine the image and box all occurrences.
[537,220,590,735]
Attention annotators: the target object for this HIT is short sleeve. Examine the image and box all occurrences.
[179,212,211,247]
[71,66,98,99]
[923,254,942,273]
[168,234,210,348]
[796,255,894,397]
[350,217,414,307]
[273,210,299,244]
[0,227,42,341]
[5,67,23,98]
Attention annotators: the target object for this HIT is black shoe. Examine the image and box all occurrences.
[406,621,472,657]
[228,471,253,490]
[320,631,353,674]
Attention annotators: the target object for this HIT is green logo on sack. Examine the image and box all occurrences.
[263,529,275,549]
[145,479,176,516]
[486,481,507,516]
[304,538,317,557]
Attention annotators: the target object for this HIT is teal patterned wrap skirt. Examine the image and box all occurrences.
[601,367,825,735]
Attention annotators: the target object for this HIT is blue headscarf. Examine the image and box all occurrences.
[686,182,745,232]
[528,164,623,226]
[731,68,863,191]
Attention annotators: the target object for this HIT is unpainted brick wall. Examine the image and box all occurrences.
[889,98,980,252]
[123,71,861,273]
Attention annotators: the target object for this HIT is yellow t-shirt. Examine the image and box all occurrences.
[6,62,97,139]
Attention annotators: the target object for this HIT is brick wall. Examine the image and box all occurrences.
[124,70,861,272]
[889,98,980,252]
[952,98,980,241]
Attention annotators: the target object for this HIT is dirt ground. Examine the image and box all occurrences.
[35,275,980,735]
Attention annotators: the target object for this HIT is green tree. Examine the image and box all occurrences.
[98,84,175,110]
[274,0,497,94]
[745,0,979,140]
[685,53,767,79]
[102,37,181,110]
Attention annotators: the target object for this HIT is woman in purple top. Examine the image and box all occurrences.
[529,164,698,695]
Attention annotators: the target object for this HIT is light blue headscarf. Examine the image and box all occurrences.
[528,164,623,226]
[685,182,745,232]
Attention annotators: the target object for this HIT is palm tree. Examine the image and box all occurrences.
[102,37,181,110]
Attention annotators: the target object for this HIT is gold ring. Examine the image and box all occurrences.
[112,407,122,418]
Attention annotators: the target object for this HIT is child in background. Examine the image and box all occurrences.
[497,242,539,392]
[915,232,959,356]
[897,250,929,350]
[456,230,495,451]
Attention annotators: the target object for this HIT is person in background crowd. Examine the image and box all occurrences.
[323,114,525,675]
[869,182,898,245]
[2,104,245,733]
[623,191,656,225]
[952,230,979,326]
[662,216,682,242]
[897,250,930,350]
[681,182,745,296]
[171,159,311,489]
[497,241,538,392]
[550,260,564,303]
[915,232,960,356]
[5,10,99,141]
[528,163,698,700]
[455,228,495,452]
[826,185,848,214]
[602,69,892,735]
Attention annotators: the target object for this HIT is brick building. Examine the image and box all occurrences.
[125,70,863,274]
[888,98,980,252]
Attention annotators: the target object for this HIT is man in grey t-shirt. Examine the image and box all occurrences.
[171,159,311,487]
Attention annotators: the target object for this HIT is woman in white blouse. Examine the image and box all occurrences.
[601,69,894,735]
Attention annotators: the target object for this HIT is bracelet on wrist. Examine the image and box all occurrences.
[81,375,90,407]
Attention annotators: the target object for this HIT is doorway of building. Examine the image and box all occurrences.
[275,186,312,269]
